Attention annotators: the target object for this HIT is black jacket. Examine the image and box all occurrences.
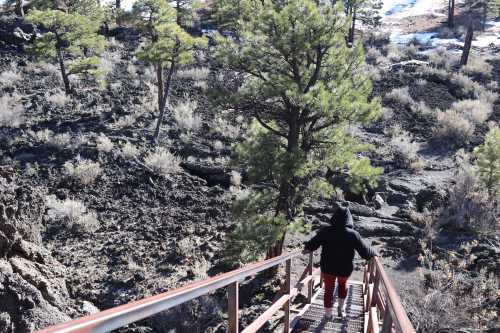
[304,205,376,277]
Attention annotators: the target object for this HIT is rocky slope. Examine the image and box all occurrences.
[0,11,499,333]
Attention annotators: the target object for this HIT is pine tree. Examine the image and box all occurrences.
[344,0,382,45]
[30,0,105,23]
[26,9,106,95]
[216,0,381,261]
[474,128,500,197]
[172,0,201,28]
[133,0,207,142]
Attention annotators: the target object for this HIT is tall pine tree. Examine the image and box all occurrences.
[26,9,106,94]
[216,0,381,261]
[133,0,207,142]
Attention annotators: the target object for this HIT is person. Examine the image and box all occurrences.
[303,203,376,319]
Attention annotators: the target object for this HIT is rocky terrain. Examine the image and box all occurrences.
[0,0,499,332]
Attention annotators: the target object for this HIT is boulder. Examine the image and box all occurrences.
[0,16,35,45]
[0,174,97,332]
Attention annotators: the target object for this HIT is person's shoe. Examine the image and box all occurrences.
[337,298,346,318]
[324,307,333,319]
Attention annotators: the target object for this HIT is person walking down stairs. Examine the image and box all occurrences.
[303,203,377,319]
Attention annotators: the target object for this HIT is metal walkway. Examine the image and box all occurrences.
[293,282,365,333]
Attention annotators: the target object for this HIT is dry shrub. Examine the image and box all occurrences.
[439,170,498,234]
[64,157,103,185]
[96,133,114,153]
[121,142,139,158]
[213,116,241,139]
[385,87,413,106]
[386,45,404,62]
[433,110,475,146]
[450,99,493,124]
[173,98,202,133]
[0,94,24,128]
[46,91,71,107]
[144,147,182,176]
[390,130,422,170]
[428,47,459,69]
[461,56,493,78]
[46,195,99,233]
[450,73,498,104]
[0,63,22,86]
[411,100,433,115]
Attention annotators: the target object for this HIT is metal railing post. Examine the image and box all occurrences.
[307,252,313,304]
[381,299,393,333]
[283,259,291,333]
[371,269,381,308]
[228,282,239,333]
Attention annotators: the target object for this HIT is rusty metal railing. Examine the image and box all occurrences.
[36,250,319,333]
[363,257,416,333]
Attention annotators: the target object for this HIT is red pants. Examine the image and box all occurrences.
[322,272,349,308]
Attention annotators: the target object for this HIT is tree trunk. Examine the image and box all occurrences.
[15,0,24,17]
[153,62,176,142]
[265,112,301,260]
[56,48,71,95]
[460,23,474,67]
[176,0,182,26]
[348,7,356,46]
[448,0,455,28]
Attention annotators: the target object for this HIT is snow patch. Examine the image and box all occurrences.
[381,0,445,20]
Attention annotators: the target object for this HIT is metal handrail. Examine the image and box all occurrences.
[373,257,415,333]
[365,257,416,333]
[37,250,302,333]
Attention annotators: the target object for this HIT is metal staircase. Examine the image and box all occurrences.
[36,252,416,333]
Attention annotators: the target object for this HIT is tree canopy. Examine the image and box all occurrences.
[26,9,106,94]
[216,0,381,261]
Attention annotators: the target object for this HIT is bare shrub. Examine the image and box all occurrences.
[32,129,53,143]
[96,133,114,153]
[64,157,103,185]
[113,114,138,129]
[433,110,474,146]
[450,99,493,124]
[415,79,427,86]
[51,133,72,148]
[144,147,182,176]
[440,169,498,234]
[461,56,493,77]
[428,47,459,69]
[0,64,22,86]
[365,47,384,64]
[173,98,202,132]
[0,94,24,127]
[411,101,433,115]
[213,116,241,139]
[230,170,242,187]
[213,140,224,151]
[385,87,413,106]
[193,80,208,91]
[403,43,419,59]
[386,45,404,62]
[121,142,139,158]
[46,195,99,232]
[46,91,71,107]
[390,130,423,170]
